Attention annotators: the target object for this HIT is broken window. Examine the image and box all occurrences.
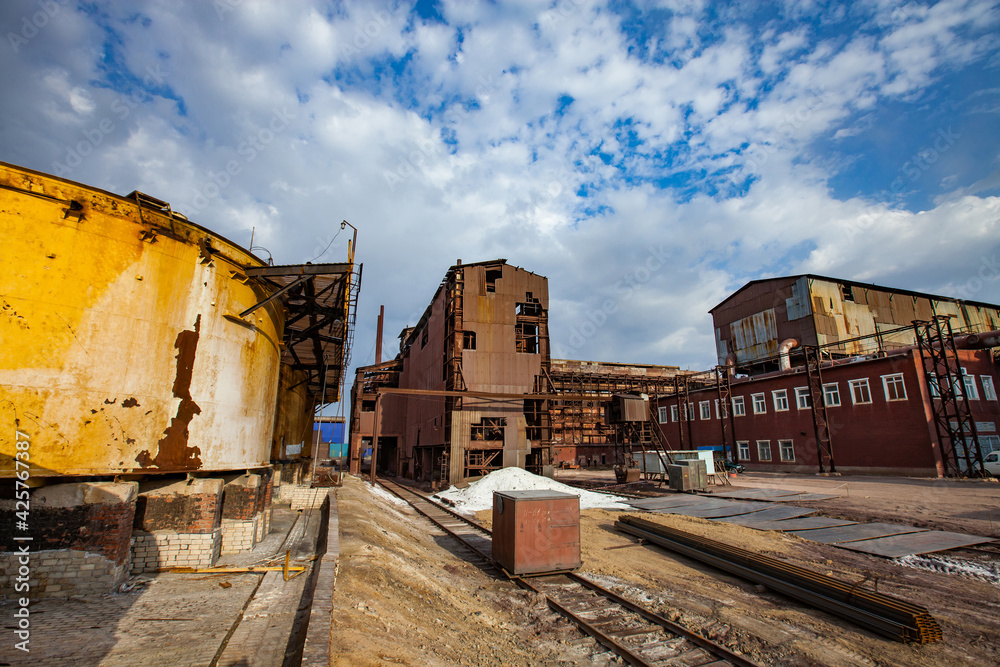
[471,417,505,441]
[484,266,503,293]
[515,295,543,354]
[515,321,539,353]
[421,327,428,348]
[463,330,477,350]
[362,400,376,412]
[841,284,854,302]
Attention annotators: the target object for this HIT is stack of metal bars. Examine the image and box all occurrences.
[616,515,942,644]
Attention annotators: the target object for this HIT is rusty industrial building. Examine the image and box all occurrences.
[0,162,360,597]
[351,267,1000,485]
[347,260,694,488]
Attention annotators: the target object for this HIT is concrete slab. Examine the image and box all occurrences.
[836,531,997,558]
[786,522,926,544]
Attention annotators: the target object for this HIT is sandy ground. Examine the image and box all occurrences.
[329,472,1000,666]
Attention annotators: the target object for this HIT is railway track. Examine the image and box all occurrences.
[378,478,758,667]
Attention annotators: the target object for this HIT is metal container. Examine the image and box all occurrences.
[668,465,696,491]
[0,162,284,477]
[677,459,708,489]
[492,490,582,575]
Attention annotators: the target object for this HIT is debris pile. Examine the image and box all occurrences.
[432,467,630,513]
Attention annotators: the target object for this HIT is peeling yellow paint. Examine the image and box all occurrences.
[0,163,284,476]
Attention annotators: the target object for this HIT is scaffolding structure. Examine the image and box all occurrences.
[914,316,985,477]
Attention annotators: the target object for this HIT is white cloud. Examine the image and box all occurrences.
[1,0,998,389]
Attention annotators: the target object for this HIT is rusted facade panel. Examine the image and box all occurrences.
[271,364,313,460]
[729,308,779,364]
[0,163,284,476]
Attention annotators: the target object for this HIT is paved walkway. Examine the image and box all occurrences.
[2,494,333,667]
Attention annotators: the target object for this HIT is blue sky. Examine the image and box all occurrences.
[2,0,999,412]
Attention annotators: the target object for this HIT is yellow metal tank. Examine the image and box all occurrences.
[0,162,284,476]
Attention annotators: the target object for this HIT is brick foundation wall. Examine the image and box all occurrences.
[133,478,223,534]
[255,508,271,542]
[131,529,222,573]
[221,516,259,554]
[0,549,129,598]
[0,482,137,598]
[290,487,328,510]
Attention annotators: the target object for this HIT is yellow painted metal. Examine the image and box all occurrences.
[0,162,284,477]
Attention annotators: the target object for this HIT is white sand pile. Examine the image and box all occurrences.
[432,467,630,513]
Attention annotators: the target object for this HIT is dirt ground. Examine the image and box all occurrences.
[329,472,1000,666]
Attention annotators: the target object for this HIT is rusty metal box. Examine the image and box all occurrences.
[492,490,582,576]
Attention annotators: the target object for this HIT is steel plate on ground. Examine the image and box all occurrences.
[711,506,818,524]
[748,517,858,531]
[786,522,926,544]
[835,531,997,558]
[669,501,778,518]
[766,493,839,502]
[709,489,772,499]
[642,499,737,514]
[628,495,716,509]
[711,489,801,499]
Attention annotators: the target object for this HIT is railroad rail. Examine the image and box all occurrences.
[616,515,941,644]
[377,478,759,667]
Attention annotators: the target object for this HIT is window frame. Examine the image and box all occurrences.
[794,387,811,410]
[732,396,746,417]
[981,375,997,401]
[823,382,841,407]
[849,378,872,405]
[881,373,907,402]
[657,406,669,424]
[961,368,979,401]
[699,400,712,421]
[756,440,772,462]
[772,389,789,412]
[737,441,750,461]
[752,393,766,414]
[670,405,679,422]
[779,439,795,462]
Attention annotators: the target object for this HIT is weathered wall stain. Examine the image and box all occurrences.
[136,315,203,469]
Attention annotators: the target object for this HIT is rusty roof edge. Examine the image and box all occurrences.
[399,258,549,351]
[709,273,1000,315]
[0,159,272,269]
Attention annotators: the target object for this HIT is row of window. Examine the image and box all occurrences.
[737,439,795,462]
[656,371,998,424]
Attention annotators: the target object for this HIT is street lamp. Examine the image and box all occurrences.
[340,220,357,264]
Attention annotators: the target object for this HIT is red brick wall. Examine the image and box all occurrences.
[655,349,1000,474]
[0,500,135,565]
[133,492,222,533]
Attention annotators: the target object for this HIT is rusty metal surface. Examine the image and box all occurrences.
[785,522,927,544]
[0,163,284,476]
[749,517,858,531]
[729,308,778,364]
[492,490,581,575]
[835,531,997,558]
[711,506,818,524]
